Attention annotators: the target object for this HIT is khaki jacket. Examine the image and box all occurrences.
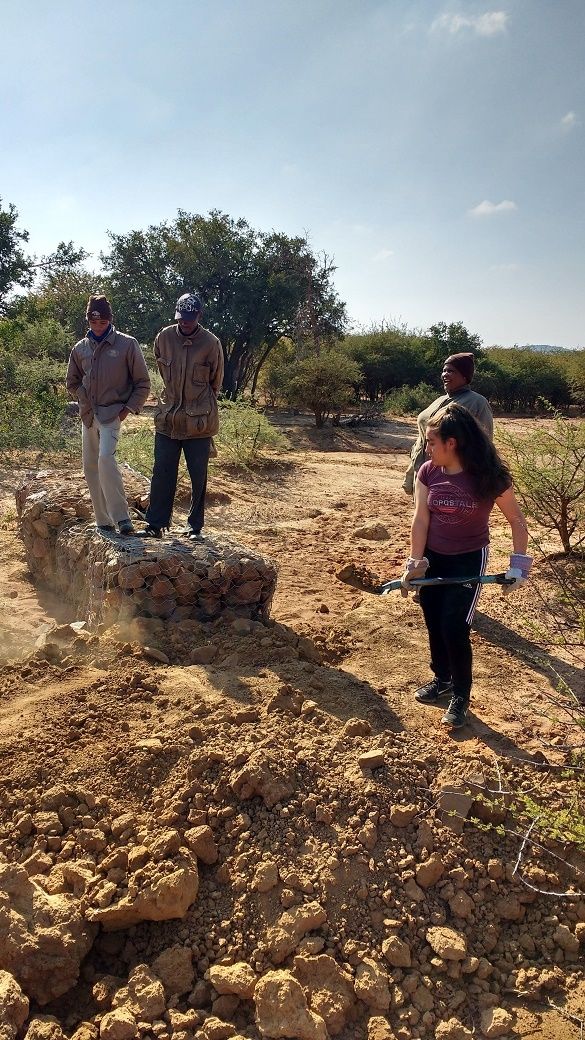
[153,323,224,439]
[402,387,494,494]
[66,327,150,428]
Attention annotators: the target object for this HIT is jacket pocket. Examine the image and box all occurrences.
[157,357,172,383]
[186,363,212,417]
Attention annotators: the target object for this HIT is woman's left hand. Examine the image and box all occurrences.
[502,553,532,594]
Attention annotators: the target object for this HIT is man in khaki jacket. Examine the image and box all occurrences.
[139,293,224,540]
[66,294,150,535]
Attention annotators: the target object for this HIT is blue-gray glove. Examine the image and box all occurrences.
[503,553,533,594]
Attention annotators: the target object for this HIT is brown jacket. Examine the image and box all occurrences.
[66,327,150,427]
[153,323,224,439]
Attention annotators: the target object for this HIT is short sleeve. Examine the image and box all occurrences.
[418,460,432,487]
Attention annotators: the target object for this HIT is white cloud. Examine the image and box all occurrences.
[468,199,517,217]
[560,111,578,130]
[488,262,520,272]
[432,11,508,36]
[372,248,394,262]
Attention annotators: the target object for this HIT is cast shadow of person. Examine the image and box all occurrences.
[196,618,404,736]
[473,610,584,701]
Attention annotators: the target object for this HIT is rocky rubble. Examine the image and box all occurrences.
[0,676,583,1039]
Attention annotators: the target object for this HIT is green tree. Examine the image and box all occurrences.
[343,325,430,400]
[0,197,86,315]
[425,321,483,372]
[283,349,361,427]
[101,209,347,396]
[0,316,72,363]
[483,349,571,410]
[16,268,104,340]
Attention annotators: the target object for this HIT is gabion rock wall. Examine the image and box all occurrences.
[16,471,277,626]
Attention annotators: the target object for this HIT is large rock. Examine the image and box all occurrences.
[84,852,198,930]
[265,903,328,964]
[435,1019,473,1040]
[99,1009,137,1040]
[354,959,391,1011]
[0,863,96,1005]
[0,970,29,1039]
[293,954,355,1035]
[426,926,467,962]
[254,970,327,1040]
[24,1019,66,1040]
[230,750,296,809]
[209,962,257,999]
[381,935,411,968]
[479,1007,514,1038]
[151,945,194,996]
[112,965,166,1021]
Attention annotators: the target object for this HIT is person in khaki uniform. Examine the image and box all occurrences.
[139,293,224,540]
[66,294,150,535]
[402,353,493,496]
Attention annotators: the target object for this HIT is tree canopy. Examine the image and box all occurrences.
[101,209,347,396]
[0,197,86,315]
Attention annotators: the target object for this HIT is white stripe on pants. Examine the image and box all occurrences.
[81,418,130,527]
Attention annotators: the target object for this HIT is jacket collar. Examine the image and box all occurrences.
[88,325,116,347]
[175,323,201,344]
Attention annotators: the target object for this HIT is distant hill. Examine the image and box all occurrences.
[486,343,577,354]
[518,343,573,354]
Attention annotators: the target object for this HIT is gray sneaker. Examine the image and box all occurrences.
[415,678,453,704]
[117,519,136,536]
[442,696,469,728]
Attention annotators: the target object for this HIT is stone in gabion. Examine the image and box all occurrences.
[16,471,277,626]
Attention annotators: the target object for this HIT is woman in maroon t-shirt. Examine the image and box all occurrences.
[402,403,531,729]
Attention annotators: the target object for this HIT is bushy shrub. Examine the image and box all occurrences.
[215,399,289,466]
[0,387,71,450]
[384,382,436,415]
[283,350,361,426]
[119,400,288,475]
[117,426,156,477]
[0,316,72,362]
[498,411,585,555]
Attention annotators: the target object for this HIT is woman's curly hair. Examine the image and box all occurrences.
[426,402,511,500]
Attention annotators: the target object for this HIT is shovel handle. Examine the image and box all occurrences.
[379,572,514,596]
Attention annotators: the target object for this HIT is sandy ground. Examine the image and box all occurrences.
[0,415,583,1039]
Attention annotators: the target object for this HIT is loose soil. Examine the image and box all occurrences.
[0,415,583,1040]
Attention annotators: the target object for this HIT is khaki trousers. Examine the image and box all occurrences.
[81,418,130,527]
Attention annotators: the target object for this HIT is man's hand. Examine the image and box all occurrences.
[119,407,130,421]
[400,557,429,598]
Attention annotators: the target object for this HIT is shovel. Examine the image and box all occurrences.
[337,563,514,597]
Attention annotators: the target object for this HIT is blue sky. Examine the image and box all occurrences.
[1,0,583,347]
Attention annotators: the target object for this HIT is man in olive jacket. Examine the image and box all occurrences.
[66,294,150,535]
[139,293,224,540]
[402,352,493,496]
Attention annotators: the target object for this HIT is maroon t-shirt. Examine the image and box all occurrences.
[418,462,497,554]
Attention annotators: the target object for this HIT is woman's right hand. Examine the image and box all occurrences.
[400,557,429,597]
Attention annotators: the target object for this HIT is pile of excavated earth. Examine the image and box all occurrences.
[0,425,583,1040]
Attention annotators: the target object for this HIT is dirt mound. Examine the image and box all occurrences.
[0,422,583,1038]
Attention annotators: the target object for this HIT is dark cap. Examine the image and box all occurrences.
[444,352,475,383]
[86,294,113,322]
[175,292,202,321]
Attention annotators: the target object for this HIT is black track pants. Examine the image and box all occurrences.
[146,433,211,532]
[418,546,488,701]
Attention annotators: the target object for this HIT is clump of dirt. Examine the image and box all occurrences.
[336,562,382,593]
